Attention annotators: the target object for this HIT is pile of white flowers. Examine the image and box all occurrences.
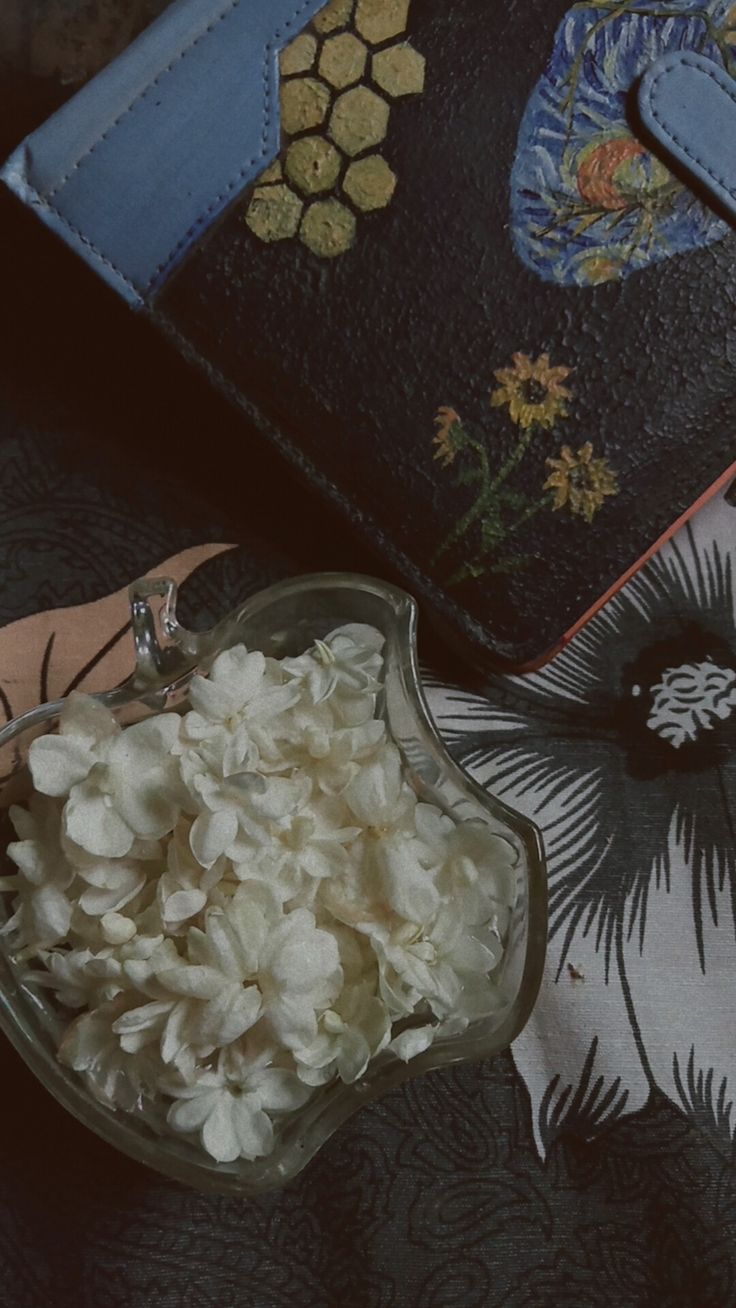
[0,625,515,1165]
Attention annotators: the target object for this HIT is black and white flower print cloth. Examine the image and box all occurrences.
[427,484,736,1157]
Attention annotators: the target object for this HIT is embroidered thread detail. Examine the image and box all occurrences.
[146,0,321,292]
[35,0,321,297]
[23,180,141,300]
[47,0,244,201]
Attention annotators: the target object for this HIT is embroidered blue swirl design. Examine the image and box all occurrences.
[511,1,735,285]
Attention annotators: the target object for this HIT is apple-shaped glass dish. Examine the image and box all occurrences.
[0,572,546,1194]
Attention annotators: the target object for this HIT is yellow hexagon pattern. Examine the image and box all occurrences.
[245,0,425,258]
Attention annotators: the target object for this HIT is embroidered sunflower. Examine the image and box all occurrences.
[432,406,464,467]
[491,353,572,430]
[544,442,618,523]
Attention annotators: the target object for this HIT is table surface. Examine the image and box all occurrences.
[1,11,735,1306]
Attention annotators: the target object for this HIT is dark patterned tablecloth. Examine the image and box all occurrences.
[1,28,736,1307]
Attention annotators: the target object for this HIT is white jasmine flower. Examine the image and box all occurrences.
[59,999,159,1111]
[30,696,183,859]
[257,907,343,1049]
[367,904,503,1025]
[247,696,383,790]
[188,647,300,727]
[245,696,335,775]
[292,980,390,1086]
[165,1045,311,1163]
[74,856,149,917]
[435,816,518,927]
[282,624,384,705]
[372,832,443,926]
[322,759,439,931]
[66,715,183,857]
[175,711,257,790]
[231,796,360,906]
[342,742,416,833]
[188,771,311,870]
[188,647,267,723]
[33,946,123,1009]
[27,692,119,797]
[301,719,386,796]
[111,887,279,1067]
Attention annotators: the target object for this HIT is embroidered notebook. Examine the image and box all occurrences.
[4,0,736,667]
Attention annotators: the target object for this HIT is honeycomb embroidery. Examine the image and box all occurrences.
[244,0,425,258]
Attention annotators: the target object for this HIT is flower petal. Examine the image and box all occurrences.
[112,1000,173,1036]
[193,985,262,1047]
[167,1088,220,1135]
[326,623,385,653]
[106,722,181,839]
[622,824,736,1150]
[212,646,266,697]
[190,809,239,868]
[269,910,342,998]
[203,910,249,979]
[114,774,180,841]
[512,912,649,1157]
[252,1068,311,1112]
[29,736,92,797]
[108,714,179,770]
[268,991,320,1048]
[233,1098,274,1161]
[100,912,137,945]
[161,888,208,925]
[390,1025,436,1062]
[64,783,134,858]
[159,999,192,1066]
[78,868,146,916]
[343,746,403,826]
[222,726,255,779]
[29,884,72,945]
[379,838,440,925]
[59,1008,113,1070]
[201,1094,241,1162]
[246,776,305,821]
[335,1030,371,1083]
[155,963,226,1000]
[447,933,500,977]
[6,840,45,886]
[188,675,239,724]
[60,692,119,748]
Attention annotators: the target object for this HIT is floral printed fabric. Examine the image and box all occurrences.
[511,0,736,285]
[0,425,734,1303]
[427,482,736,1158]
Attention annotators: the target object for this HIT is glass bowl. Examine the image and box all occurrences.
[0,572,546,1194]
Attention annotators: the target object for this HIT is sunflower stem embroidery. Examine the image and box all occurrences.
[431,353,618,585]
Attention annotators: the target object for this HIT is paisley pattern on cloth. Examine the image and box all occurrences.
[511,0,736,286]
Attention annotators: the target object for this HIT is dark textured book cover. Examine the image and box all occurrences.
[147,0,736,666]
[6,0,736,667]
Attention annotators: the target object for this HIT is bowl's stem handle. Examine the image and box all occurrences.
[128,576,219,690]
